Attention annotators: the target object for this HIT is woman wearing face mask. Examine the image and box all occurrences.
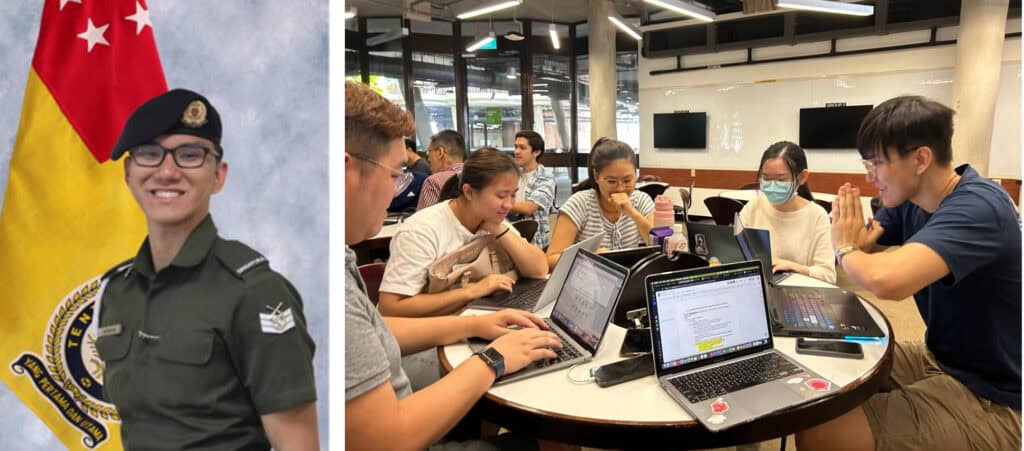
[379,148,549,318]
[546,138,655,269]
[739,141,836,284]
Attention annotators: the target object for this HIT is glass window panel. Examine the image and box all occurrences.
[411,52,457,147]
[531,54,571,154]
[367,18,405,107]
[466,55,521,151]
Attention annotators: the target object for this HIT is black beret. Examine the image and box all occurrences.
[109,88,223,161]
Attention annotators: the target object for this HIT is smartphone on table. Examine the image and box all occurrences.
[795,338,864,359]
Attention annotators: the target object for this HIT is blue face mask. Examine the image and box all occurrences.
[760,179,795,205]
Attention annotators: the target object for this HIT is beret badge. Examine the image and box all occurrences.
[181,100,208,128]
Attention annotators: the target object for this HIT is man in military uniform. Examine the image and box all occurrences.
[94,89,318,450]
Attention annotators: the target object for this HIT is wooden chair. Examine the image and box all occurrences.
[511,219,539,243]
[351,236,391,266]
[703,196,745,226]
[356,263,387,306]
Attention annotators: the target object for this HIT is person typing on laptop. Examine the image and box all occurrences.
[738,141,836,284]
[379,148,548,318]
[345,81,561,450]
[797,96,1021,450]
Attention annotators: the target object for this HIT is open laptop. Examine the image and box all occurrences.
[770,285,884,339]
[732,220,792,286]
[471,249,629,385]
[469,232,605,312]
[645,260,837,432]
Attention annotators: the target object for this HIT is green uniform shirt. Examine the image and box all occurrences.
[95,215,316,450]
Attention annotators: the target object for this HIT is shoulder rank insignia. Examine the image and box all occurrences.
[259,302,295,334]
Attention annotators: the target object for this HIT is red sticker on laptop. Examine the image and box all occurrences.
[710,398,729,414]
[805,378,831,392]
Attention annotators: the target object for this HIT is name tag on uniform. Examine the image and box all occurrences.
[98,324,123,337]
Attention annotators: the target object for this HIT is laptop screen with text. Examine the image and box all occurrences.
[648,264,771,372]
[550,250,627,353]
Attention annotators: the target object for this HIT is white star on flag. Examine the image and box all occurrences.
[125,2,152,35]
[77,19,110,53]
[59,0,82,11]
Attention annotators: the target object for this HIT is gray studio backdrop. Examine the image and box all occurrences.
[0,1,329,449]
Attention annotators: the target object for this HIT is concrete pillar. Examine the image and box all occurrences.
[950,0,1008,177]
[588,0,618,142]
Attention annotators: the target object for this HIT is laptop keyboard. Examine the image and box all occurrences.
[782,290,836,331]
[670,353,804,403]
[500,281,547,310]
[534,321,583,367]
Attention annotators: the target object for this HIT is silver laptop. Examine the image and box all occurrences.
[645,260,837,432]
[471,248,629,385]
[469,232,605,312]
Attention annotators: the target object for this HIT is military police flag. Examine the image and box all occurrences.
[0,0,166,449]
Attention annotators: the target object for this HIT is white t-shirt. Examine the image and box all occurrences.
[380,201,519,297]
[559,189,656,251]
[516,168,532,202]
[738,192,836,284]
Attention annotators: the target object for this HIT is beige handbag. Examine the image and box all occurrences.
[427,235,518,294]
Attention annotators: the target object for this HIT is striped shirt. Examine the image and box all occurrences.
[560,189,655,251]
[416,162,464,210]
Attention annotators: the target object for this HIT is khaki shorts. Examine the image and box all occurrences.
[863,341,1021,451]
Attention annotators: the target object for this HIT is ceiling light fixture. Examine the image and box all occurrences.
[345,7,357,19]
[608,11,642,41]
[456,0,523,20]
[643,0,715,22]
[549,23,561,49]
[467,31,497,51]
[776,0,874,16]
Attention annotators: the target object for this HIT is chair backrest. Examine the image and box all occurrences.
[511,219,539,243]
[357,263,387,306]
[703,196,746,226]
[813,198,833,214]
[611,251,709,328]
[637,182,669,201]
[352,236,392,266]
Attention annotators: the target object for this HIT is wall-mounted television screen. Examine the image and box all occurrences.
[799,105,873,149]
[653,112,707,149]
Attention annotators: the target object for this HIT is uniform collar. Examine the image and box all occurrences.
[133,215,218,278]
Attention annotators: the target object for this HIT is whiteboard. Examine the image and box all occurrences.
[639,64,1021,178]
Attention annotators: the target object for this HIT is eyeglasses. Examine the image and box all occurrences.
[348,152,413,197]
[601,177,636,188]
[862,145,924,175]
[861,158,887,175]
[130,143,221,168]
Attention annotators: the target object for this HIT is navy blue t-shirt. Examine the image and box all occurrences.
[875,164,1021,409]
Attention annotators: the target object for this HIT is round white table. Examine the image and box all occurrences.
[439,273,893,449]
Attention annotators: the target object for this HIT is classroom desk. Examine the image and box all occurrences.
[438,274,893,449]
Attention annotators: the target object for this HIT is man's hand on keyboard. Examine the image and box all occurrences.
[472,309,549,340]
[490,329,563,374]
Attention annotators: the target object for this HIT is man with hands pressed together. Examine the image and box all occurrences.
[345,81,559,450]
[797,96,1020,451]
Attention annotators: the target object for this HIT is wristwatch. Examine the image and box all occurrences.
[474,347,505,380]
[834,245,859,265]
